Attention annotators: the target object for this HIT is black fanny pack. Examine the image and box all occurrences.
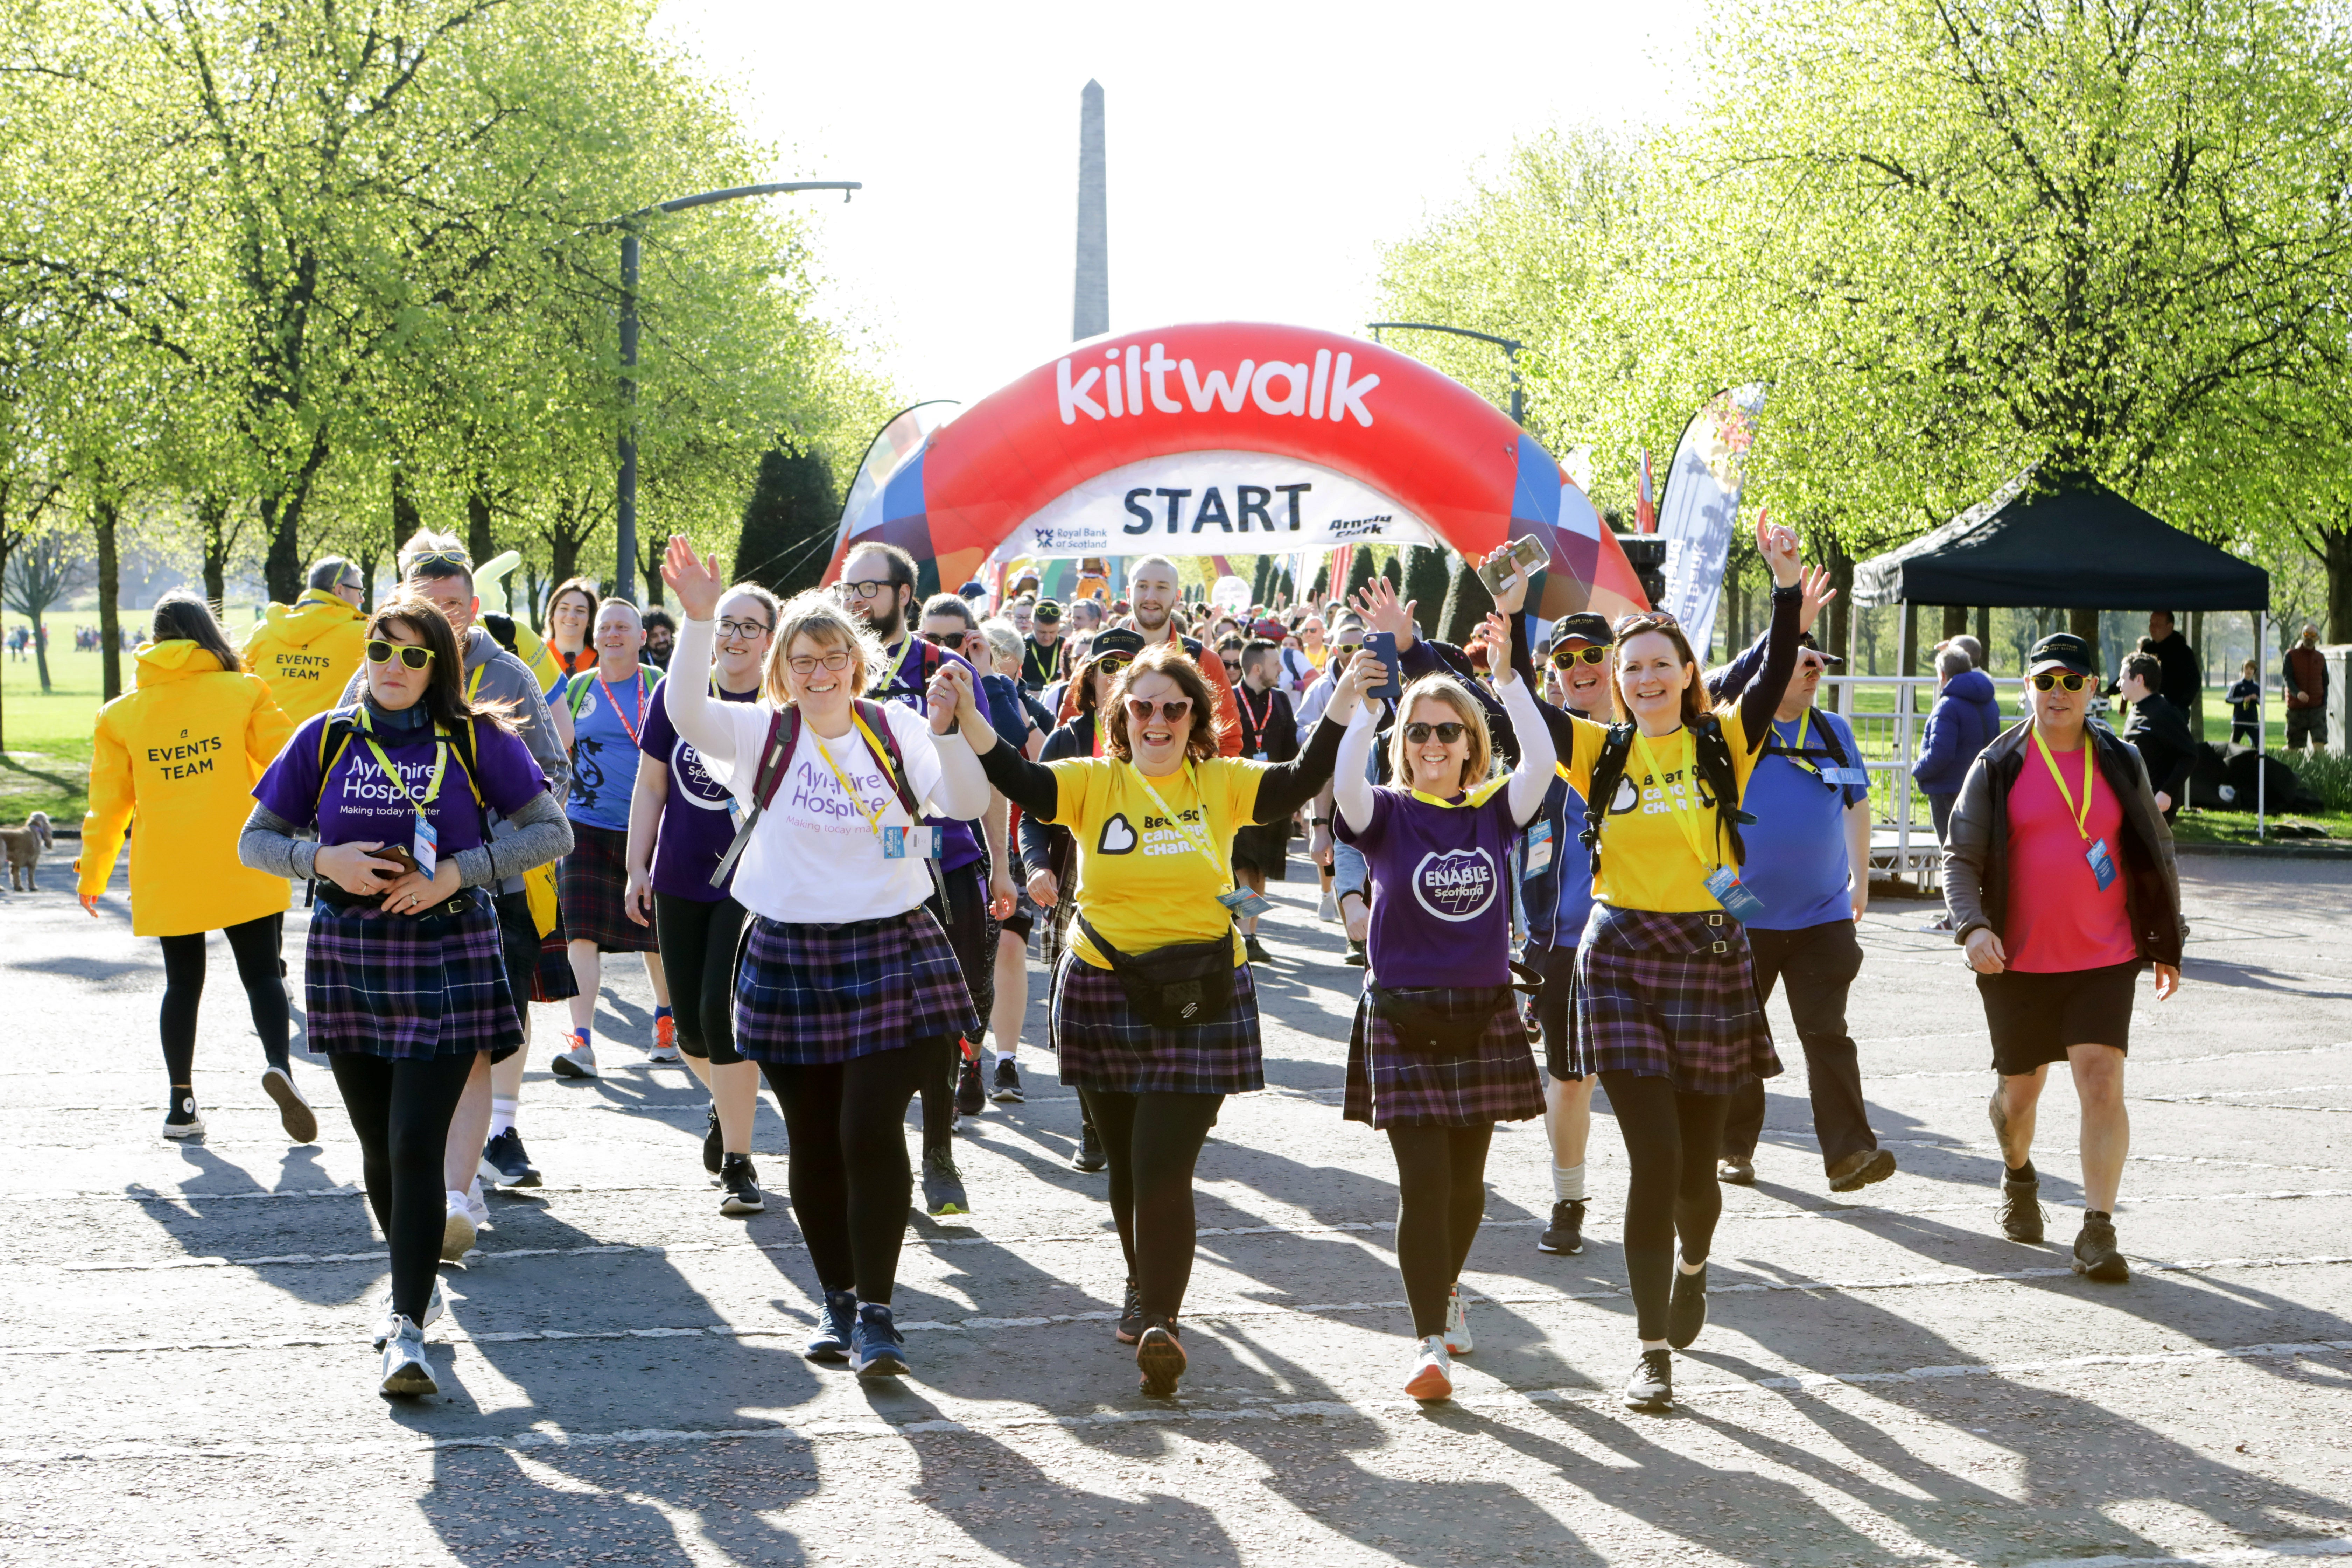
[1077,912,1238,1030]
[1368,963,1544,1055]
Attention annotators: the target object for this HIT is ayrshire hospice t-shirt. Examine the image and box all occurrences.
[254,709,547,858]
[567,669,652,831]
[1338,779,1518,989]
[2004,739,2136,972]
[1738,709,1869,930]
[638,679,757,901]
[1558,707,1767,914]
[1048,755,1269,969]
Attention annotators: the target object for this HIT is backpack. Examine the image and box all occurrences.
[1759,708,1856,789]
[1578,714,1754,880]
[709,698,944,904]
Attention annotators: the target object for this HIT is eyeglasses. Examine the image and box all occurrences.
[1125,697,1194,724]
[716,617,771,641]
[836,580,895,602]
[787,649,854,676]
[1404,721,1468,744]
[365,639,434,670]
[1550,645,1609,668]
[2031,671,2090,692]
[1091,653,1132,678]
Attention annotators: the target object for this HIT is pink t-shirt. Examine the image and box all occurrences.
[2003,741,2136,972]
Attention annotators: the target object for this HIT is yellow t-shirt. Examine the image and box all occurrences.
[1558,705,1763,913]
[1049,755,1269,968]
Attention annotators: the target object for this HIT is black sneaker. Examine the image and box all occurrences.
[701,1104,723,1176]
[1343,939,1367,967]
[1623,1349,1673,1411]
[1537,1199,1586,1255]
[1668,1262,1708,1349]
[804,1290,856,1363]
[922,1146,970,1217]
[1071,1121,1108,1173]
[719,1153,765,1216]
[955,1054,986,1116]
[1998,1174,2046,1243]
[2073,1215,2129,1282]
[162,1091,204,1140]
[1135,1317,1186,1397]
[1243,933,1273,965]
[990,1059,1024,1104]
[479,1128,542,1189]
[1115,1278,1145,1344]
[1827,1148,1897,1193]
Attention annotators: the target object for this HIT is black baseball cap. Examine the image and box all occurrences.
[2027,631,2096,677]
[1088,627,1146,662]
[1033,599,1062,623]
[1551,611,1614,646]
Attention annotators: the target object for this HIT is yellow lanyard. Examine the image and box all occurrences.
[358,711,448,813]
[1628,727,1716,872]
[2030,727,2096,843]
[1408,775,1511,810]
[1129,761,1234,892]
[1776,712,1819,778]
[809,714,897,844]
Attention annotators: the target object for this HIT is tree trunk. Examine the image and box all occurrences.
[31,612,52,694]
[466,484,494,568]
[549,531,580,590]
[353,546,379,612]
[1823,540,1854,712]
[1902,601,1920,679]
[1941,604,1968,645]
[2070,607,2101,671]
[262,494,303,605]
[390,467,422,553]
[2327,523,2352,645]
[95,496,122,702]
[2188,610,2206,737]
[198,493,233,607]
[1975,606,1991,667]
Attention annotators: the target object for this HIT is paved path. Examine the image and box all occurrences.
[5,857,2351,1567]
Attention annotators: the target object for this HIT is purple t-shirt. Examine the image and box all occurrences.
[1337,782,1520,989]
[254,707,548,857]
[638,679,757,901]
[873,637,983,873]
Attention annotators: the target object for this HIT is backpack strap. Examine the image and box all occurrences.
[1577,722,1637,872]
[480,612,520,656]
[710,704,803,888]
[851,699,924,822]
[1690,715,1752,868]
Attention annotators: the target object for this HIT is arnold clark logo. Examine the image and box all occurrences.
[1058,343,1379,428]
[1329,514,1392,539]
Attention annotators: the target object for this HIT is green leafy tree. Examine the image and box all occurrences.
[733,443,840,600]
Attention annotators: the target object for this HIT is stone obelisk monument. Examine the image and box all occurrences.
[1073,79,1108,341]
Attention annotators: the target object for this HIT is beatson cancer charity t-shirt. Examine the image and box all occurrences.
[1338,779,1518,989]
[637,679,757,901]
[255,707,547,858]
[1046,755,1272,969]
[695,699,949,926]
[1557,706,1768,914]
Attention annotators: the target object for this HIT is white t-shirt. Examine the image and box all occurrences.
[697,699,948,924]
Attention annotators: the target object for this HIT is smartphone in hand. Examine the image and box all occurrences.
[1476,536,1549,597]
[1365,632,1404,703]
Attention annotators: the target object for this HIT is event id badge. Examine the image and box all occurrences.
[411,812,438,882]
[1704,866,1765,923]
[1217,888,1276,919]
[882,825,936,861]
[1525,819,1555,875]
[2085,836,2118,892]
[1822,766,1870,788]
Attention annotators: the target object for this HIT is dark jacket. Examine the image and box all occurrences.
[1913,668,2002,796]
[1015,714,1096,884]
[1942,721,2184,966]
[2149,630,2200,713]
[2122,692,2197,804]
[2285,644,2328,710]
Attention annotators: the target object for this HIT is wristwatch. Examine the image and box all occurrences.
[1311,816,1332,827]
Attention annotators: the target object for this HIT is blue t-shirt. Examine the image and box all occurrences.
[1550,777,1595,944]
[1738,709,1869,930]
[566,668,653,831]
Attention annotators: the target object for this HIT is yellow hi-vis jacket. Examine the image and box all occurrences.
[240,589,368,727]
[78,642,296,937]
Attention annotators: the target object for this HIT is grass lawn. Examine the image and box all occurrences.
[1,616,122,829]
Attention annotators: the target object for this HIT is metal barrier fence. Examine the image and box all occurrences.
[1818,673,2031,887]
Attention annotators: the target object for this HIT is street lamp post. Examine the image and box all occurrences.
[611,181,860,604]
[1367,321,1524,427]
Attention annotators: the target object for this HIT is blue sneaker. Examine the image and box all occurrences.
[851,1302,909,1378]
[804,1290,856,1364]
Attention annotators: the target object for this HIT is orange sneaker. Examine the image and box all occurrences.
[651,1015,680,1063]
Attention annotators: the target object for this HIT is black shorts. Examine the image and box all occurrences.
[1526,940,1586,1082]
[1000,888,1039,941]
[1230,821,1291,881]
[1978,959,2139,1074]
[493,891,540,1033]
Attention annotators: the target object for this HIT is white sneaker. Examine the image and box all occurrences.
[550,1041,598,1079]
[379,1315,438,1398]
[1405,1335,1453,1401]
[1444,1285,1474,1355]
[465,1179,489,1231]
[1317,889,1338,923]
[440,1190,476,1261]
[373,1279,446,1349]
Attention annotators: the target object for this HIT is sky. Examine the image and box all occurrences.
[651,0,1709,414]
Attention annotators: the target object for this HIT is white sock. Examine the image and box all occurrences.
[993,1047,1018,1071]
[1552,1163,1586,1203]
[467,1177,484,1206]
[447,1188,470,1210]
[489,1096,517,1139]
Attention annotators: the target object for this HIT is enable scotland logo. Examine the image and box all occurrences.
[1411,848,1497,923]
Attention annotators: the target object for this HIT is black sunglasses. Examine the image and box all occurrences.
[365,639,434,670]
[1403,721,1468,744]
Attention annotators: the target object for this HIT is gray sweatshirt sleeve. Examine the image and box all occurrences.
[450,790,573,889]
[240,804,318,881]
[1940,755,1998,942]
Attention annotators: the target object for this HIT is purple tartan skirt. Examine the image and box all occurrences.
[1343,988,1545,1128]
[733,906,979,1066]
[1569,904,1781,1094]
[304,894,524,1062]
[1048,952,1264,1097]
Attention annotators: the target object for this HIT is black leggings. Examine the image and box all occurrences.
[1387,1125,1495,1337]
[158,915,292,1083]
[1602,1071,1732,1342]
[920,863,993,1148]
[1077,1088,1224,1320]
[761,1044,926,1302]
[652,891,747,1063]
[330,1052,479,1321]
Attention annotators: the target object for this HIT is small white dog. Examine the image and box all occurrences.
[2,811,53,892]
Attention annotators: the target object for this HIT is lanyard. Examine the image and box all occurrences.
[1128,761,1233,892]
[1628,726,1716,872]
[2030,727,2096,843]
[358,711,448,813]
[597,671,647,748]
[1776,712,1818,778]
[809,714,898,844]
[1235,684,1274,751]
[1408,775,1511,811]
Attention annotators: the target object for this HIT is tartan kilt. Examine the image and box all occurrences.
[1048,950,1264,1096]
[1230,820,1291,881]
[303,893,524,1063]
[532,909,580,1003]
[558,821,659,954]
[1343,987,1545,1128]
[733,906,979,1066]
[1568,903,1780,1094]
